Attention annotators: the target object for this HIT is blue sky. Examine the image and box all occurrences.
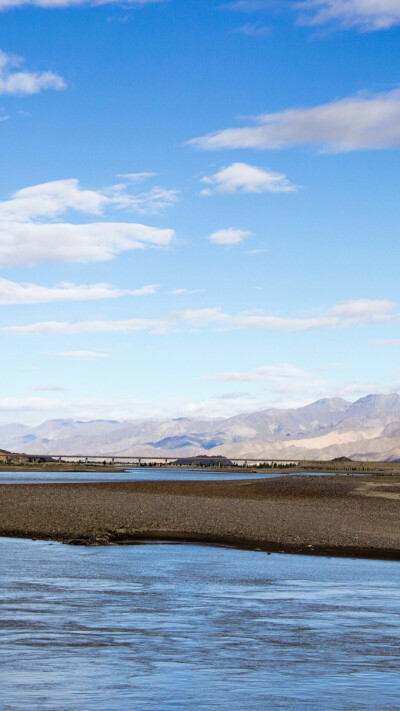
[0,0,400,424]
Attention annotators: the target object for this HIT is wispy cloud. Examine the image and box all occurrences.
[206,363,400,408]
[131,284,159,296]
[233,21,271,35]
[0,49,65,96]
[3,299,397,336]
[117,172,157,182]
[0,178,175,267]
[0,278,159,304]
[368,338,400,346]
[0,0,166,9]
[1,384,399,424]
[208,227,252,244]
[246,247,268,255]
[201,162,296,194]
[296,0,400,32]
[169,288,204,295]
[110,183,180,213]
[223,0,400,33]
[0,393,264,423]
[220,1,277,10]
[204,363,314,382]
[32,385,65,391]
[190,90,400,153]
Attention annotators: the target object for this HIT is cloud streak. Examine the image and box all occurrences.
[0,222,174,267]
[0,49,65,96]
[0,0,166,9]
[296,0,400,32]
[2,299,396,336]
[223,0,400,33]
[233,21,271,36]
[190,90,400,153]
[0,278,159,304]
[0,178,175,266]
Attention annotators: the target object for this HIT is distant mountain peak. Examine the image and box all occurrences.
[346,393,400,417]
[299,397,350,412]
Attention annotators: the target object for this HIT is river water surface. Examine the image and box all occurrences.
[0,466,343,485]
[1,537,399,710]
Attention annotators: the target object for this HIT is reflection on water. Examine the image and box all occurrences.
[1,538,399,710]
[0,466,339,485]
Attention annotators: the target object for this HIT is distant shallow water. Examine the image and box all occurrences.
[1,538,399,710]
[0,466,344,485]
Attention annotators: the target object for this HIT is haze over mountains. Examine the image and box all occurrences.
[1,394,400,462]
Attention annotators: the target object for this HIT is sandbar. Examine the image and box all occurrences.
[1,474,400,559]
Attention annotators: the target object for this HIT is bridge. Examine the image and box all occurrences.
[46,455,301,467]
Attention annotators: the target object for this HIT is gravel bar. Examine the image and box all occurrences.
[1,474,400,559]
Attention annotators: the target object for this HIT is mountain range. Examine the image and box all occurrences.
[1,393,400,462]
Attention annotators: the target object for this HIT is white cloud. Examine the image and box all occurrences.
[0,278,159,304]
[57,351,109,359]
[296,0,400,32]
[0,49,65,96]
[0,0,165,8]
[0,177,179,221]
[0,178,175,266]
[208,227,252,245]
[0,222,173,267]
[189,90,400,153]
[0,179,107,221]
[2,299,397,336]
[201,162,296,194]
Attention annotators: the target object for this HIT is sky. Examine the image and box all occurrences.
[0,0,400,425]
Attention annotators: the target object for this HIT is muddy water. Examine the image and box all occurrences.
[1,537,399,710]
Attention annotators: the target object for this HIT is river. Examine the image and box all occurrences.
[1,537,399,710]
[0,466,345,485]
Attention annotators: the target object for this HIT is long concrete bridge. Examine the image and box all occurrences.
[46,455,301,467]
